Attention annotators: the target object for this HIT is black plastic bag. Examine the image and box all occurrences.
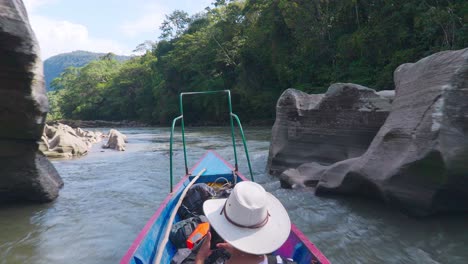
[178,183,216,219]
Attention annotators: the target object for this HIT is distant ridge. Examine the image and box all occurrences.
[44,50,131,91]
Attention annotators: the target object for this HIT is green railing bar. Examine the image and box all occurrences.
[170,115,183,192]
[179,95,188,175]
[226,91,239,172]
[169,90,254,192]
[180,90,229,96]
[178,90,239,172]
[231,113,254,182]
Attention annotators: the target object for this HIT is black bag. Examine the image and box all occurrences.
[178,183,216,219]
[169,215,208,249]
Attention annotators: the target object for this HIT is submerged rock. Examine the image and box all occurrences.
[0,0,63,202]
[267,84,393,177]
[103,129,127,151]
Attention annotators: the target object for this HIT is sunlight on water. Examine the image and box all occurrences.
[0,127,467,264]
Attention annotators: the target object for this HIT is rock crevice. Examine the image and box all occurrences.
[268,48,468,216]
[268,83,393,178]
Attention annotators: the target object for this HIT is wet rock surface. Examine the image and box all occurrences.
[0,0,62,203]
[267,84,393,177]
[316,48,468,216]
[270,49,468,216]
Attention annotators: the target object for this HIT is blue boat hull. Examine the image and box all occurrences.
[121,151,329,264]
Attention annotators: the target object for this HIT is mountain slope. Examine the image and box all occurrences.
[44,50,131,91]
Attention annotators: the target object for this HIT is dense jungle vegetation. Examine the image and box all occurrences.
[48,0,468,124]
[44,51,130,91]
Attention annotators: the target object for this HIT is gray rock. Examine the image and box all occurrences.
[279,162,329,188]
[0,0,63,203]
[103,129,127,151]
[316,48,468,216]
[40,123,104,158]
[47,125,90,157]
[267,84,392,177]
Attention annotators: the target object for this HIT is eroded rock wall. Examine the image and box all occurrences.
[316,48,468,216]
[267,84,393,178]
[0,0,63,202]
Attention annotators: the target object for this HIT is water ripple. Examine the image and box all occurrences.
[0,127,467,264]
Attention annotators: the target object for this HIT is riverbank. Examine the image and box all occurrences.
[47,119,274,128]
[47,120,150,128]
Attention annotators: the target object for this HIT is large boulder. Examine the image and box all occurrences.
[75,127,103,145]
[46,124,90,158]
[267,84,393,177]
[102,129,127,151]
[40,123,104,158]
[315,48,468,216]
[0,0,63,202]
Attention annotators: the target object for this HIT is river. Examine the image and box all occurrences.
[1,127,467,264]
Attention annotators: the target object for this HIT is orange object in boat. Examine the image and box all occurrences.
[186,222,210,249]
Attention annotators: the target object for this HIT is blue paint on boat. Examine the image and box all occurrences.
[191,152,233,177]
[121,151,330,264]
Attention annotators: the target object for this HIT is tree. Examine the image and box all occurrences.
[159,10,192,40]
[49,0,468,124]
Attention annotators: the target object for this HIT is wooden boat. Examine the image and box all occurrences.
[120,91,330,264]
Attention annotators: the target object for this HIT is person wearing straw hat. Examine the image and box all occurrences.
[195,181,292,264]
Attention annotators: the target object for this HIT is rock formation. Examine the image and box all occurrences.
[40,123,103,158]
[267,84,393,179]
[102,129,127,151]
[270,48,468,216]
[0,0,63,202]
[315,48,468,216]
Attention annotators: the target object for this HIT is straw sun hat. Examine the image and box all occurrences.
[203,181,291,255]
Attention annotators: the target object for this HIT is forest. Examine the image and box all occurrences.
[48,0,468,125]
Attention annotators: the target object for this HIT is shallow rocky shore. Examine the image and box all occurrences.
[268,48,468,216]
[50,119,149,128]
[40,123,127,158]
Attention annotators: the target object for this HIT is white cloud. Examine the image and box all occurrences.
[120,3,167,37]
[23,0,58,12]
[24,0,131,59]
[29,15,130,59]
[120,0,213,38]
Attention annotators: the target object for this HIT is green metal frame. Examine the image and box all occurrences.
[169,90,254,192]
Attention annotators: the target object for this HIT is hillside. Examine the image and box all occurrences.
[44,50,131,91]
[48,1,467,124]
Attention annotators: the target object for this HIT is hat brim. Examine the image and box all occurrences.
[203,193,291,255]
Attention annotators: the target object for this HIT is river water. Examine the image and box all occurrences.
[1,127,467,264]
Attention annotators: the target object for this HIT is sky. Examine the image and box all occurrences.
[23,0,213,59]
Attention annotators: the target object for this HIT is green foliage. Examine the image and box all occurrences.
[46,90,64,121]
[44,50,130,91]
[50,0,468,125]
[159,10,192,40]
